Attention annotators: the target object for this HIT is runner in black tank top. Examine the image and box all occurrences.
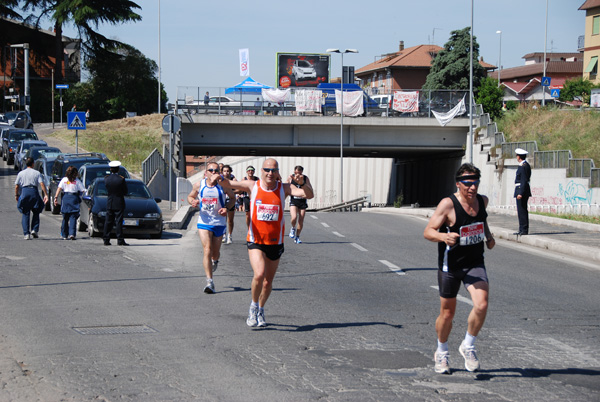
[286,166,312,244]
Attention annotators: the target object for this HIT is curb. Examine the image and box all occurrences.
[164,205,196,230]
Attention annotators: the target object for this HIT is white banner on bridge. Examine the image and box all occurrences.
[392,91,419,113]
[335,90,363,117]
[262,88,291,104]
[239,48,249,76]
[432,95,466,126]
[295,90,322,112]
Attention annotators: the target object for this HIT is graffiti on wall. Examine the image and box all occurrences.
[558,181,593,206]
[529,187,563,206]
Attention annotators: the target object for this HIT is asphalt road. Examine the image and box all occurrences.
[1,155,599,401]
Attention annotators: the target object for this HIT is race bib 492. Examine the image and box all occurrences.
[257,204,280,221]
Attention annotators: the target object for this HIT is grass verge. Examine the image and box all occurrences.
[531,211,600,225]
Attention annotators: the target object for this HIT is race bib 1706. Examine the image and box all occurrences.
[257,204,280,222]
[459,222,484,246]
[201,197,218,212]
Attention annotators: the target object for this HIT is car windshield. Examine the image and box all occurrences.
[9,132,37,141]
[298,61,311,68]
[31,148,61,159]
[95,181,151,199]
[21,142,43,151]
[0,112,17,122]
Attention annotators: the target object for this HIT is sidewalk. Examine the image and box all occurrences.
[362,206,600,264]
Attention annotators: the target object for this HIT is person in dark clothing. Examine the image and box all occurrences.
[15,157,49,239]
[103,161,129,246]
[513,148,532,235]
[424,163,495,375]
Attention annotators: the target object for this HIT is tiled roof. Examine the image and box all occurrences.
[489,61,582,80]
[579,0,600,10]
[356,44,442,74]
[503,76,569,95]
[522,52,582,60]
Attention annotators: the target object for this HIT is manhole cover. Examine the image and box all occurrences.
[72,325,157,335]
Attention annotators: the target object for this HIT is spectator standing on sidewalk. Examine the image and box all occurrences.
[53,166,85,240]
[103,161,129,246]
[424,163,495,374]
[513,148,531,235]
[15,157,49,240]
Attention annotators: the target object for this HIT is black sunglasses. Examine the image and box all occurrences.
[263,168,279,173]
[207,168,220,173]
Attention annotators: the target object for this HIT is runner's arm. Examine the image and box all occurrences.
[424,198,459,246]
[187,182,200,208]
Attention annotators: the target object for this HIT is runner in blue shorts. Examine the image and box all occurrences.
[188,162,235,294]
[424,163,495,374]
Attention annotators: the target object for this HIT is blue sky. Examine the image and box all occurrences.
[55,0,584,103]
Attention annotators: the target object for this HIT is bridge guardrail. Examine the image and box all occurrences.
[313,195,371,212]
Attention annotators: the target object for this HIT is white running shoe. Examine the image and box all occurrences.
[222,235,226,243]
[257,309,266,327]
[246,305,258,327]
[203,280,215,294]
[289,227,296,239]
[24,234,31,240]
[459,341,480,372]
[294,236,302,244]
[226,235,232,244]
[434,351,451,374]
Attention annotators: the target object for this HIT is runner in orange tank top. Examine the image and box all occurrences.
[210,158,314,328]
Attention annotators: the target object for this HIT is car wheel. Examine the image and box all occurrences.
[51,195,60,215]
[88,215,100,237]
[76,215,87,232]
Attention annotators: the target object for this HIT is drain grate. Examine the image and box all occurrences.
[72,325,158,335]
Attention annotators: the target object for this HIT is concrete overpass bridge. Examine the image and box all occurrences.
[177,114,471,206]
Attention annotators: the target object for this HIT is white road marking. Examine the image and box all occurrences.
[379,259,406,275]
[124,255,135,262]
[351,243,368,252]
[310,215,318,220]
[321,222,330,228]
[332,231,345,238]
[430,286,473,306]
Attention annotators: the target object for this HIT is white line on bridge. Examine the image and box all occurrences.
[430,286,473,306]
[321,222,330,228]
[379,260,406,275]
[332,231,345,238]
[351,243,368,252]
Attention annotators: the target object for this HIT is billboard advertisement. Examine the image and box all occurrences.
[276,53,330,88]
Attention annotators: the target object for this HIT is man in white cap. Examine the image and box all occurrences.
[103,161,129,245]
[513,148,531,235]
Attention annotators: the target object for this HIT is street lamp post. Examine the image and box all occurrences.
[496,30,502,87]
[326,48,358,204]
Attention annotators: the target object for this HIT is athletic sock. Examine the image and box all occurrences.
[251,301,258,308]
[464,332,477,347]
[437,340,448,353]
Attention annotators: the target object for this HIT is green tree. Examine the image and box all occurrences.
[558,77,598,104]
[423,27,487,91]
[476,77,504,120]
[0,0,22,19]
[20,0,141,84]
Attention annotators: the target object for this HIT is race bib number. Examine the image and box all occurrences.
[201,197,218,212]
[257,204,280,221]
[459,222,485,246]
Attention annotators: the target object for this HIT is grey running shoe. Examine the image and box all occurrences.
[212,260,218,273]
[459,341,480,372]
[246,305,258,327]
[257,309,266,327]
[434,351,451,374]
[289,227,296,239]
[203,280,215,294]
[31,231,38,238]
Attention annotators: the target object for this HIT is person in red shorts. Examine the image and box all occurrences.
[210,158,313,328]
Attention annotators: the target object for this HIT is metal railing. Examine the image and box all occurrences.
[534,150,572,169]
[142,148,167,184]
[568,158,595,178]
[591,168,600,187]
[314,195,371,212]
[501,141,538,158]
[174,87,471,119]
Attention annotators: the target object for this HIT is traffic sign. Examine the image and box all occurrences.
[55,84,69,89]
[541,76,551,87]
[550,88,561,98]
[67,111,86,130]
[162,114,181,133]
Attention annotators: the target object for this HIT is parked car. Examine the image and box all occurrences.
[0,110,33,129]
[2,129,38,164]
[23,146,62,163]
[80,178,163,239]
[34,155,59,211]
[371,94,393,116]
[292,59,317,81]
[78,163,130,188]
[49,152,109,214]
[14,140,48,171]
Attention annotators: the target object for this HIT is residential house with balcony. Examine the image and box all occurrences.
[579,0,600,83]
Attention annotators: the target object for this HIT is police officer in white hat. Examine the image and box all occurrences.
[513,148,531,235]
[103,161,129,245]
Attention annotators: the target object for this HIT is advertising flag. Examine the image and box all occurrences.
[239,48,249,77]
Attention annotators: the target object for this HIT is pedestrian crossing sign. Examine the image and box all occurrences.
[541,76,551,87]
[67,111,86,130]
[550,88,561,98]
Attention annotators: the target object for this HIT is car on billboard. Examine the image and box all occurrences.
[293,60,317,81]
